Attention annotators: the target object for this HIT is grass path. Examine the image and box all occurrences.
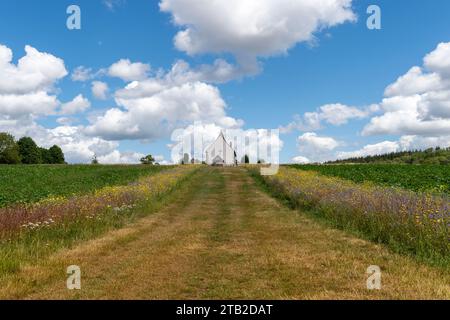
[0,167,448,299]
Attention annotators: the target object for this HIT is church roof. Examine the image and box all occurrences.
[206,132,235,152]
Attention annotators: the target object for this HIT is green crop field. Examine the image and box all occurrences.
[289,164,450,194]
[0,165,171,207]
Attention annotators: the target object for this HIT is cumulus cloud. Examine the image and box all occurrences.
[163,59,254,84]
[298,132,340,151]
[418,90,450,120]
[313,43,450,161]
[160,0,356,70]
[97,150,144,164]
[297,132,340,162]
[87,77,243,141]
[60,94,91,115]
[292,156,311,164]
[363,42,450,137]
[0,91,59,117]
[91,81,109,100]
[424,42,450,76]
[108,59,150,82]
[337,141,399,159]
[0,44,69,120]
[71,66,95,82]
[0,44,132,164]
[281,103,374,133]
[384,66,442,97]
[0,44,67,94]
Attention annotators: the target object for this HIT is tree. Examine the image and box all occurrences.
[39,147,52,164]
[49,145,65,164]
[140,154,155,165]
[18,137,41,164]
[0,133,20,164]
[244,154,250,164]
[91,154,99,165]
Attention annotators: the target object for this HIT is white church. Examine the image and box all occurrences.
[205,132,238,166]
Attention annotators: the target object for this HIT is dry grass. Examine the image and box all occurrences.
[0,167,448,300]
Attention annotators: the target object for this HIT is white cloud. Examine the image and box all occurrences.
[0,44,67,95]
[71,66,95,82]
[164,59,253,84]
[0,91,59,117]
[160,0,355,69]
[363,96,450,136]
[384,66,443,97]
[298,132,339,151]
[418,90,450,120]
[363,42,450,137]
[296,132,340,162]
[292,156,311,164]
[97,150,144,164]
[0,116,145,164]
[87,80,243,141]
[281,112,321,133]
[337,140,399,159]
[337,135,450,160]
[0,45,245,164]
[424,42,450,76]
[318,103,371,126]
[91,81,109,100]
[281,103,373,133]
[0,116,111,163]
[0,44,68,120]
[108,59,150,82]
[60,94,91,115]
[398,135,450,150]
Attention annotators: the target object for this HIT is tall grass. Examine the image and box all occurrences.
[250,167,450,267]
[0,166,198,276]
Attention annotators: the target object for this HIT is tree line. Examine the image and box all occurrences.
[0,132,65,165]
[327,147,450,165]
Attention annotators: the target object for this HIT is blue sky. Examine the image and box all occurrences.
[1,0,450,164]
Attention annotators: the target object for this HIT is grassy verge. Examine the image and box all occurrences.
[0,164,173,207]
[0,166,198,278]
[248,167,450,269]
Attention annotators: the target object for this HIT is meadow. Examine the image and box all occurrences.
[290,164,450,194]
[0,166,197,275]
[251,166,450,267]
[0,165,172,207]
[0,166,448,299]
